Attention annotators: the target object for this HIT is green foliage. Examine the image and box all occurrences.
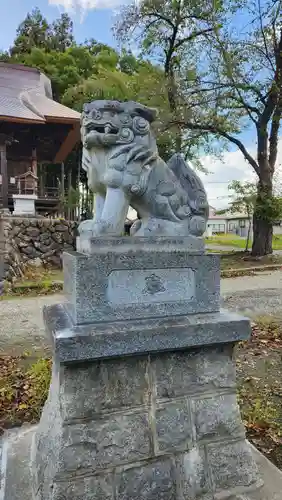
[255,192,282,223]
[11,8,74,55]
[9,46,96,100]
[226,181,257,217]
[11,7,50,55]
[61,186,81,211]
[50,12,74,51]
[238,383,280,431]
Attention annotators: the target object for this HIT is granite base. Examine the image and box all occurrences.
[27,305,265,500]
[63,237,220,325]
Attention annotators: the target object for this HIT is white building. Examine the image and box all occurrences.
[206,207,251,237]
[206,206,282,237]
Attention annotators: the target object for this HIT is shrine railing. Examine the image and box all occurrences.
[5,185,61,199]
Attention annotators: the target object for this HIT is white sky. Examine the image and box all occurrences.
[199,138,282,209]
[48,0,124,11]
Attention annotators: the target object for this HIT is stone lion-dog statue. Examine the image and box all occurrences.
[78,100,209,237]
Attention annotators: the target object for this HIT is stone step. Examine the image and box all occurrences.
[0,426,36,500]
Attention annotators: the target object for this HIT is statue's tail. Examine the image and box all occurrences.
[167,154,209,220]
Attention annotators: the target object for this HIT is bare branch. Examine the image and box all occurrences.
[227,95,260,116]
[145,11,176,29]
[166,119,260,175]
[174,28,215,49]
[258,0,276,72]
[259,28,282,128]
[213,33,259,125]
[197,80,267,103]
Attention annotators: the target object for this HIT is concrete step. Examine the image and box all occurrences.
[0,426,36,500]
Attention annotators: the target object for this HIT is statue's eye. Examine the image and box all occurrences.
[92,109,102,120]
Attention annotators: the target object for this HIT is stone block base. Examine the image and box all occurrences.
[2,427,282,500]
[29,306,263,500]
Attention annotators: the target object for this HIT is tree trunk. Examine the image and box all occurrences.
[251,179,273,256]
[251,212,273,256]
[245,218,251,252]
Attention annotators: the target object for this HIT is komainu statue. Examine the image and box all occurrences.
[79,100,209,237]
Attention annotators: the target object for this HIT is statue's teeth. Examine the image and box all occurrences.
[105,125,111,134]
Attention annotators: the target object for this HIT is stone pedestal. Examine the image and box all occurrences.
[30,237,267,499]
[13,194,37,215]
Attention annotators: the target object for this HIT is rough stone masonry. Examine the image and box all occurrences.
[1,215,77,281]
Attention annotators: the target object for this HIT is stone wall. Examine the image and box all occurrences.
[1,216,77,281]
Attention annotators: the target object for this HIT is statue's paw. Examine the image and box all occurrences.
[90,221,112,236]
[78,219,96,235]
[189,216,206,237]
[79,219,120,237]
[130,219,142,236]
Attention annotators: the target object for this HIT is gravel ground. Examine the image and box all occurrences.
[0,294,62,356]
[1,270,282,355]
[221,269,282,317]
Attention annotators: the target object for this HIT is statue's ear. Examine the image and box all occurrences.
[138,105,158,123]
[122,101,158,123]
[148,107,158,122]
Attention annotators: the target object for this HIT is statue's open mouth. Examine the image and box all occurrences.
[86,123,119,135]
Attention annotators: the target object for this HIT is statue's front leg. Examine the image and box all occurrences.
[79,188,129,237]
[78,192,105,235]
[96,187,129,235]
[93,193,105,221]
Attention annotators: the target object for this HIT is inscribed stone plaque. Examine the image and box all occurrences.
[107,268,195,305]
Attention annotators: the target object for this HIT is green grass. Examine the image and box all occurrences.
[1,267,63,299]
[205,234,282,250]
[205,234,250,249]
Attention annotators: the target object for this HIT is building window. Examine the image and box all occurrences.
[211,223,225,233]
[239,219,246,228]
[228,222,236,231]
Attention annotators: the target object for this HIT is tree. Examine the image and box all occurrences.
[115,0,223,153]
[168,0,282,256]
[117,0,282,257]
[1,8,188,203]
[11,8,50,55]
[9,9,75,55]
[50,13,74,51]
[62,60,176,159]
[10,46,95,100]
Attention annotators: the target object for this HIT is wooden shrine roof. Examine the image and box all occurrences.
[0,63,81,162]
[0,63,80,124]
